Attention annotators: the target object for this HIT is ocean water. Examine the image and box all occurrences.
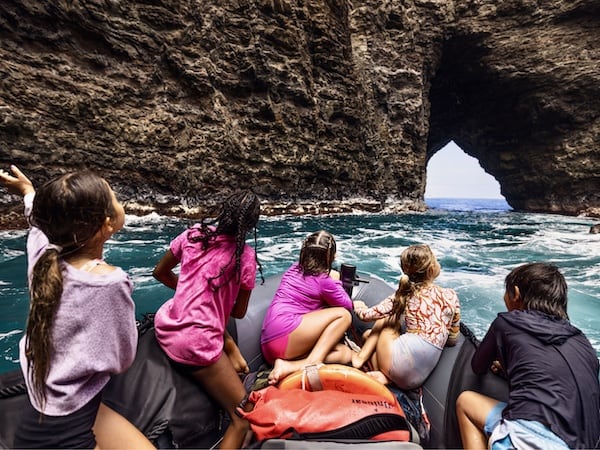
[1,197,599,375]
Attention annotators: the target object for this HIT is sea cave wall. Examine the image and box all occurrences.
[0,0,598,225]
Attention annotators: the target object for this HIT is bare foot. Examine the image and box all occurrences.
[366,370,390,385]
[268,358,301,385]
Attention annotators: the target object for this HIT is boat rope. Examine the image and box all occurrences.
[460,322,480,347]
[0,382,27,399]
[145,419,170,442]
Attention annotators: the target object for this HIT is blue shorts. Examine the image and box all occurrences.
[484,402,512,450]
[484,402,569,450]
[484,402,507,435]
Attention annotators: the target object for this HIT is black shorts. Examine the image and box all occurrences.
[169,358,205,373]
[14,393,102,449]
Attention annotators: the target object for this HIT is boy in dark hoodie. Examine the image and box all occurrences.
[456,262,600,450]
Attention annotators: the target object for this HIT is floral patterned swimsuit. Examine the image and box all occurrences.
[355,284,460,390]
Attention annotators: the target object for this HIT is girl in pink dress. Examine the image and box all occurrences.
[153,190,261,450]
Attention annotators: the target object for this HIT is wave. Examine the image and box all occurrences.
[1,202,599,374]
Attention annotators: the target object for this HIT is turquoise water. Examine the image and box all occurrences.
[1,198,599,374]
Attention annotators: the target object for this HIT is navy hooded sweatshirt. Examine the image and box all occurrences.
[472,310,600,449]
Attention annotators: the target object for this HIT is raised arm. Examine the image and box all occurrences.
[152,249,179,290]
[0,165,35,196]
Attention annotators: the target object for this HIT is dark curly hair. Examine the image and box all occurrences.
[188,189,263,290]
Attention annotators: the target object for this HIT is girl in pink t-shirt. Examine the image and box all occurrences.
[153,190,261,450]
[261,230,354,385]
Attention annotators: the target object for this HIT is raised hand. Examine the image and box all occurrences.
[0,165,35,196]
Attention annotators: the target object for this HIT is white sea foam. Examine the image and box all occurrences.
[0,330,22,341]
[1,200,599,373]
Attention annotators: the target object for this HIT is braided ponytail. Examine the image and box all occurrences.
[190,190,262,290]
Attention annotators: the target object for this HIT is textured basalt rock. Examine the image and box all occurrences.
[428,0,600,216]
[1,0,598,228]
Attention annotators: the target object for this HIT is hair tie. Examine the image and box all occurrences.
[400,274,410,284]
[45,243,63,254]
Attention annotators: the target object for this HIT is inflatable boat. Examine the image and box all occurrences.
[0,269,508,449]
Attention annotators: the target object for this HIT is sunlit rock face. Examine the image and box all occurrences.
[0,0,598,225]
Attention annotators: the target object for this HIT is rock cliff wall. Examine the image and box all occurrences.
[1,0,598,226]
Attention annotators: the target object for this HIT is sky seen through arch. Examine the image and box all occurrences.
[425,141,505,200]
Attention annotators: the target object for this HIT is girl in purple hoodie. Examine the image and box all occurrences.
[0,165,153,449]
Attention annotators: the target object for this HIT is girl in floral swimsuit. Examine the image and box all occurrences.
[352,244,461,390]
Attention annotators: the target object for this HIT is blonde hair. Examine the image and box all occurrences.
[388,244,437,329]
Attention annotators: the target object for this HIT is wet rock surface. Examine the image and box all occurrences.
[1,0,598,227]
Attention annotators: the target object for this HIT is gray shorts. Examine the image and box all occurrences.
[389,332,442,390]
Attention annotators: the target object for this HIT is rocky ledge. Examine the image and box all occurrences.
[0,195,426,231]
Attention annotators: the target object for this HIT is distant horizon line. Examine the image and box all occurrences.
[425,196,508,201]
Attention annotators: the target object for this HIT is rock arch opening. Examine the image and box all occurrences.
[425,141,505,203]
[426,13,599,215]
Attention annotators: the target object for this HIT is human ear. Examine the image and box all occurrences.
[103,216,115,235]
[507,286,523,310]
[512,286,521,301]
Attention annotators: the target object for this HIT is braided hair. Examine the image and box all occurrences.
[388,244,437,329]
[26,172,115,409]
[188,189,262,290]
[298,230,337,276]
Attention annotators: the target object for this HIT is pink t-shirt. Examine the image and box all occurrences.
[154,226,257,366]
[260,263,353,345]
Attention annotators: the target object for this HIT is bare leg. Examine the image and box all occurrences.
[352,318,386,369]
[372,326,400,379]
[191,352,251,450]
[94,402,155,449]
[268,307,352,384]
[365,370,391,385]
[224,331,249,374]
[325,342,353,364]
[456,390,499,450]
